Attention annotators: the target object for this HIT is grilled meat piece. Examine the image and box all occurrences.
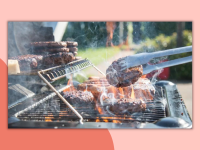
[25,41,78,56]
[25,41,78,48]
[29,47,70,53]
[9,52,75,70]
[68,47,78,52]
[73,52,78,56]
[63,90,94,102]
[77,84,104,100]
[28,47,78,54]
[109,99,146,115]
[106,58,143,87]
[43,52,75,66]
[10,54,43,70]
[78,77,110,99]
[63,90,95,109]
[78,78,155,100]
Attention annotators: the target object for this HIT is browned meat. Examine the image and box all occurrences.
[65,41,78,47]
[63,90,95,108]
[10,54,43,70]
[73,52,78,56]
[78,78,155,101]
[106,58,143,87]
[9,52,75,70]
[25,41,78,48]
[28,46,78,54]
[29,47,70,53]
[78,77,111,99]
[109,99,146,115]
[77,84,103,100]
[43,52,75,66]
[68,47,78,52]
[63,90,94,102]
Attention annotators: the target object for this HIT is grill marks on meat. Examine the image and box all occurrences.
[63,90,94,102]
[106,58,143,87]
[9,52,75,70]
[43,52,75,66]
[109,99,146,115]
[62,90,95,109]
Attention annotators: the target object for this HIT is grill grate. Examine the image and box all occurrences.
[37,58,106,123]
[16,97,166,123]
[39,59,104,83]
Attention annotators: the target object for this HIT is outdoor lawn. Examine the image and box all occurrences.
[77,47,120,66]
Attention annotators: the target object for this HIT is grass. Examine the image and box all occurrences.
[77,47,120,66]
[72,47,121,83]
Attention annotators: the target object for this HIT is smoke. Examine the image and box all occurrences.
[151,68,164,85]
[8,22,53,57]
[8,22,20,57]
[99,87,107,106]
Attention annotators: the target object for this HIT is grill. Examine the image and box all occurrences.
[8,59,192,128]
[15,99,166,123]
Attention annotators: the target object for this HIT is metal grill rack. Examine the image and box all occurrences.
[15,94,166,123]
[37,59,105,124]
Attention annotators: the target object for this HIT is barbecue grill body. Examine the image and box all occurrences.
[8,81,192,129]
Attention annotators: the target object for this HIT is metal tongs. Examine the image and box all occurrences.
[119,46,192,74]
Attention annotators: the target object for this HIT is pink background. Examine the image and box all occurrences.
[1,0,198,149]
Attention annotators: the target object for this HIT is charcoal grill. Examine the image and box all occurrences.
[8,59,192,128]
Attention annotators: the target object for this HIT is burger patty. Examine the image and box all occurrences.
[109,98,146,115]
[63,90,94,102]
[28,47,78,54]
[25,41,78,48]
[43,52,75,66]
[62,90,95,108]
[77,77,155,101]
[9,52,75,70]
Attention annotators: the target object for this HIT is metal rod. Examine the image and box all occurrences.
[8,93,35,109]
[38,71,84,124]
[143,56,192,75]
[14,85,70,117]
[50,64,93,81]
[40,59,86,73]
[91,64,106,76]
